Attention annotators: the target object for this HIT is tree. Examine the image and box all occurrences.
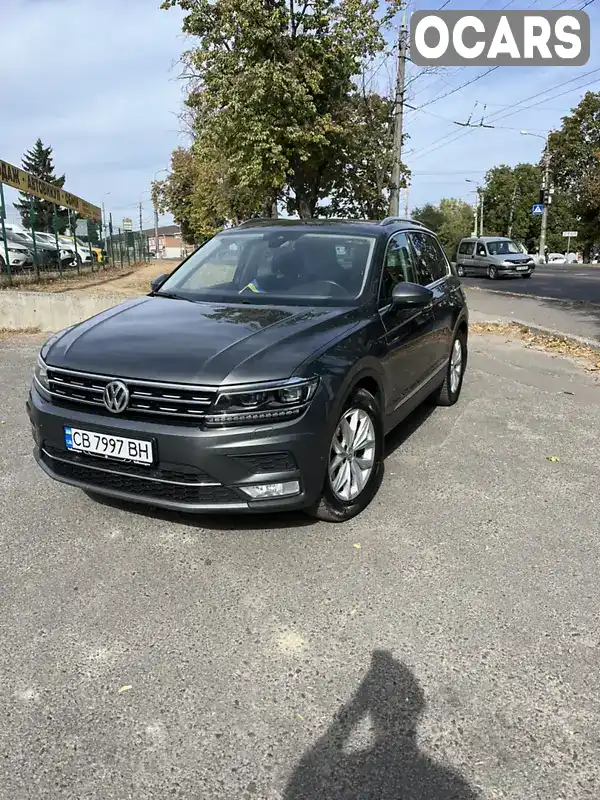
[13,139,69,234]
[162,0,401,220]
[412,203,445,233]
[413,198,474,257]
[326,90,399,219]
[481,163,575,253]
[548,91,600,257]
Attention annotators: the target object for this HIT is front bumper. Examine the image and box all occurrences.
[27,384,329,514]
[498,264,535,276]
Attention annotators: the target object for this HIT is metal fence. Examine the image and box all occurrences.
[0,158,150,287]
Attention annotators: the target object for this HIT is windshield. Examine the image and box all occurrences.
[35,233,55,244]
[158,230,377,306]
[486,239,521,256]
[11,232,33,244]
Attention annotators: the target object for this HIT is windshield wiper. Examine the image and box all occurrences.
[153,291,195,303]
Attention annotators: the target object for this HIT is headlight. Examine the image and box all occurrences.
[8,247,23,253]
[205,377,319,427]
[34,354,50,392]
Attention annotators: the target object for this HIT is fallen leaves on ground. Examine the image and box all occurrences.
[471,322,600,373]
[547,456,560,462]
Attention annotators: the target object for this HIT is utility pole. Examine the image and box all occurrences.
[139,201,144,260]
[389,14,408,217]
[507,183,518,238]
[154,205,160,260]
[403,180,410,216]
[539,145,550,260]
[479,190,484,237]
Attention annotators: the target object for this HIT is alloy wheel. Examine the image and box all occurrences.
[450,338,463,395]
[488,265,497,279]
[329,408,376,502]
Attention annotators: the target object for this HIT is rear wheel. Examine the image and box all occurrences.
[305,387,384,522]
[487,265,498,280]
[430,330,467,407]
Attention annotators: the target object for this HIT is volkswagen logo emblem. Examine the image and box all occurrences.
[103,380,130,414]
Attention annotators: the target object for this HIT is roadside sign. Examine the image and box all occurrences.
[562,231,577,237]
[0,157,102,221]
[531,204,544,215]
[123,218,132,231]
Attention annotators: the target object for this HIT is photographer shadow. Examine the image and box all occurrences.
[284,650,478,800]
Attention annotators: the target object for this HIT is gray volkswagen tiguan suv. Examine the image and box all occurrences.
[28,218,469,522]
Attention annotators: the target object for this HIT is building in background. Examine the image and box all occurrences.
[144,224,191,259]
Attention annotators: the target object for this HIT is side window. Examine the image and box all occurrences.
[458,241,468,255]
[379,232,415,306]
[476,242,487,257]
[408,232,449,285]
[465,242,475,255]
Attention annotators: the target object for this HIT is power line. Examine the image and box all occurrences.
[410,67,600,161]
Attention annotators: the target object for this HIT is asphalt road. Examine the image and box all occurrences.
[1,333,600,799]
[462,264,600,304]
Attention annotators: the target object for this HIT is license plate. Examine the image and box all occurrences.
[64,426,154,465]
[516,265,528,271]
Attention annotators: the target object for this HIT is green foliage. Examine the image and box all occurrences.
[481,163,576,253]
[326,91,396,219]
[13,139,69,234]
[160,0,404,234]
[413,198,474,257]
[412,203,445,233]
[548,91,600,252]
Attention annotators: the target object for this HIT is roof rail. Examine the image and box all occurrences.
[379,216,425,227]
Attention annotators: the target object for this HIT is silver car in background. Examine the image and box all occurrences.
[455,237,536,280]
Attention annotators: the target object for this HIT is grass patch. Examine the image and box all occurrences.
[471,321,600,373]
[0,263,142,293]
[0,327,41,340]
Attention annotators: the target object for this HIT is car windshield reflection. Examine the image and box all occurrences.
[157,231,377,307]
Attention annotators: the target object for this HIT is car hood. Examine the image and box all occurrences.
[45,296,362,385]
[495,253,533,262]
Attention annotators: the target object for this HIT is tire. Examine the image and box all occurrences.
[487,265,498,280]
[305,387,384,522]
[457,264,465,277]
[521,273,532,279]
[430,329,468,407]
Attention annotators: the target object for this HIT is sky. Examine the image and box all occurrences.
[0,0,598,229]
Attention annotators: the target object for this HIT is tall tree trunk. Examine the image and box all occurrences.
[298,196,312,219]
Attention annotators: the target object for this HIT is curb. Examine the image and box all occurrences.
[471,314,600,352]
[464,285,600,310]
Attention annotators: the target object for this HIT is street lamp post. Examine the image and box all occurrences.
[521,130,550,260]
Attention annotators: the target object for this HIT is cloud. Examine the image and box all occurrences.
[0,0,187,226]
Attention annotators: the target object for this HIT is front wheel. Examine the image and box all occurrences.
[521,273,532,279]
[306,387,384,522]
[487,265,498,280]
[457,264,465,277]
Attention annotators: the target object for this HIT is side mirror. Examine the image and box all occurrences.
[150,273,169,293]
[391,282,433,308]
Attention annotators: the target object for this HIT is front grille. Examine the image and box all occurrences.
[43,444,212,483]
[46,365,217,423]
[42,449,239,505]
